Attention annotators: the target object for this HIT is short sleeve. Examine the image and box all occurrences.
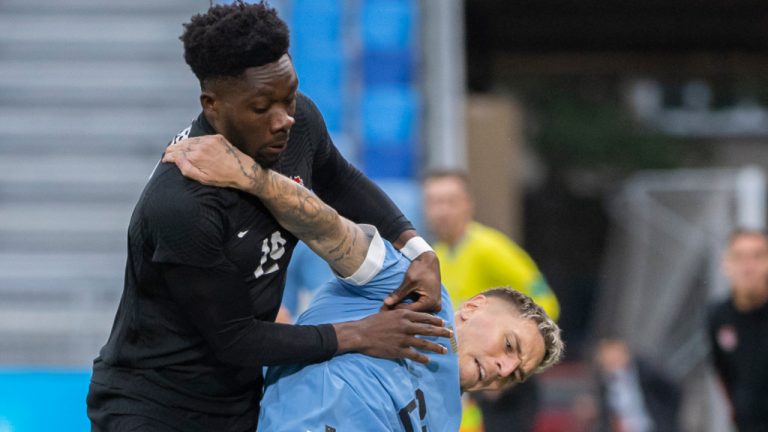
[337,224,410,299]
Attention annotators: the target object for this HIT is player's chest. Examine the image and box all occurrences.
[716,318,768,364]
[222,199,297,293]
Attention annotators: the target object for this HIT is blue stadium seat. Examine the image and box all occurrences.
[292,0,342,53]
[363,86,419,143]
[363,49,415,86]
[363,143,418,179]
[293,53,345,98]
[362,0,417,51]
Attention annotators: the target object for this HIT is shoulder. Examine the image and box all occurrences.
[142,163,238,233]
[469,223,537,263]
[294,92,324,128]
[469,222,515,246]
[285,92,330,165]
[705,299,737,339]
[338,225,408,287]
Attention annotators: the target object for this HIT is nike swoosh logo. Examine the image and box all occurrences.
[237,230,249,238]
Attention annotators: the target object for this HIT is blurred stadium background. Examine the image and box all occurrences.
[2,0,767,430]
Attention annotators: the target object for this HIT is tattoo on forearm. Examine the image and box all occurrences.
[258,169,334,231]
[327,224,358,262]
[218,136,264,192]
[221,145,361,269]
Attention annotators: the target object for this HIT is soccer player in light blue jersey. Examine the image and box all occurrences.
[164,136,564,431]
[260,224,459,431]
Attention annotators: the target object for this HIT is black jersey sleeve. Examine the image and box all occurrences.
[300,94,415,243]
[148,183,229,268]
[163,262,337,366]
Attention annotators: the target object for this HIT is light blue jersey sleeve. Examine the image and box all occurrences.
[258,225,461,432]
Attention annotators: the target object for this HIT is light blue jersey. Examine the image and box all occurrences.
[258,226,461,432]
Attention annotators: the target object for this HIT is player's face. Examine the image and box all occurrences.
[202,54,298,168]
[455,296,546,392]
[723,233,768,296]
[423,176,472,244]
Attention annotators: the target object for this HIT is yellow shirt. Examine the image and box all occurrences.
[434,222,560,321]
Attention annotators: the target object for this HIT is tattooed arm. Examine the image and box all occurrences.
[163,135,369,277]
[164,135,452,363]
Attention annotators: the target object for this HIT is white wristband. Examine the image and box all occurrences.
[400,236,434,261]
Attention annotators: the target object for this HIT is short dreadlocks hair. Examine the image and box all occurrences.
[180,1,289,86]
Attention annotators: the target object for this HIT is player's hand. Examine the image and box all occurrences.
[382,251,442,313]
[162,135,260,190]
[333,309,452,364]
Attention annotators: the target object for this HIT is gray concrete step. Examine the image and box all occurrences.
[0,203,135,234]
[0,0,211,366]
[0,155,158,185]
[0,0,209,15]
[0,60,198,108]
[0,106,197,139]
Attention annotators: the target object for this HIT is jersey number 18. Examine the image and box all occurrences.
[254,231,287,278]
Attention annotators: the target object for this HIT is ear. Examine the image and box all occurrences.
[200,90,218,122]
[458,294,487,321]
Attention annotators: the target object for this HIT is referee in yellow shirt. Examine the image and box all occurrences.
[423,169,561,432]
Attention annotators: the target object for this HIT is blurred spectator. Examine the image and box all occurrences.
[423,170,560,318]
[423,169,560,432]
[594,338,680,432]
[707,229,768,431]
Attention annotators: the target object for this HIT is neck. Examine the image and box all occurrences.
[732,286,768,312]
[200,111,223,137]
[443,224,469,248]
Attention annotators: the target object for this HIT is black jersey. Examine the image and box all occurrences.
[707,298,768,431]
[87,94,413,432]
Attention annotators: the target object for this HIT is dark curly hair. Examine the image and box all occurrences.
[180,1,289,85]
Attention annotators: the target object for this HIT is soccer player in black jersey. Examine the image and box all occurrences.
[86,3,448,431]
[707,229,768,431]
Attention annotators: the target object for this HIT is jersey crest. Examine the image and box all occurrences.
[717,324,738,351]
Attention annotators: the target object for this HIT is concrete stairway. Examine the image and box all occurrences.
[0,0,208,365]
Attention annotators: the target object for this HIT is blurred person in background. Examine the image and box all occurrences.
[423,169,561,432]
[594,338,680,432]
[707,229,768,431]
